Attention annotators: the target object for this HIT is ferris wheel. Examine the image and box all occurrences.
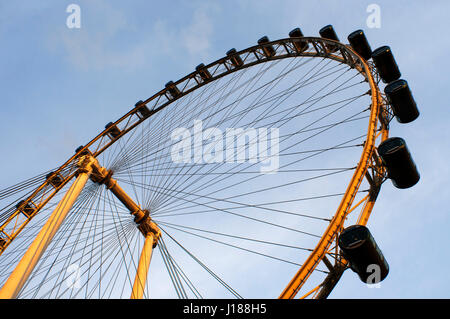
[0,25,420,299]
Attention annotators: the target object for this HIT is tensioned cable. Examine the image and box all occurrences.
[161,227,243,299]
[160,223,329,274]
[136,67,366,214]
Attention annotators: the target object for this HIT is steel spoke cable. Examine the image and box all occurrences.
[19,183,104,297]
[107,62,255,173]
[158,236,186,298]
[148,134,365,216]
[115,165,357,178]
[119,177,343,222]
[104,189,139,297]
[116,168,353,230]
[0,169,54,201]
[108,56,301,172]
[130,58,292,210]
[159,235,204,299]
[59,223,138,298]
[151,122,366,216]
[153,190,368,219]
[159,236,189,299]
[145,67,341,210]
[109,57,330,178]
[34,189,144,298]
[110,131,366,224]
[20,186,122,298]
[160,223,328,274]
[147,57,300,209]
[110,110,365,177]
[159,237,203,299]
[158,243,182,298]
[106,66,253,214]
[108,56,320,178]
[114,178,327,238]
[160,226,243,298]
[155,220,315,252]
[146,67,364,213]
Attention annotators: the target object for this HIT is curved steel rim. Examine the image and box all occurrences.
[0,36,388,298]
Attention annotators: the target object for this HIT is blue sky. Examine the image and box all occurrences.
[0,0,449,298]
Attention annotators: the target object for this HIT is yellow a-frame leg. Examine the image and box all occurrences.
[131,233,155,299]
[0,154,160,299]
[0,156,95,299]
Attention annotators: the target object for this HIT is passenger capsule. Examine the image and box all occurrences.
[75,145,90,155]
[226,48,243,68]
[377,137,420,189]
[319,25,339,53]
[135,100,151,118]
[289,27,309,52]
[347,29,372,60]
[371,46,401,83]
[105,122,121,139]
[46,172,63,188]
[384,79,419,123]
[165,81,181,99]
[16,200,35,217]
[257,36,276,58]
[196,63,212,81]
[338,225,389,284]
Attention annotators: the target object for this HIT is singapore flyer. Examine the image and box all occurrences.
[0,0,447,314]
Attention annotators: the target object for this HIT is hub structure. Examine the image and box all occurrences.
[0,153,160,299]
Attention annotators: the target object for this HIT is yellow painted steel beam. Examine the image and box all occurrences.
[279,58,380,299]
[87,158,161,299]
[300,285,321,299]
[131,233,155,299]
[312,107,389,299]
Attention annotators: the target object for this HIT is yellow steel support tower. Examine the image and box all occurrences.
[0,154,160,299]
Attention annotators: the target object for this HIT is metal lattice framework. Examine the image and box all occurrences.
[0,36,392,299]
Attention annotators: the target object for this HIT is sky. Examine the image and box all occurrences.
[0,0,449,299]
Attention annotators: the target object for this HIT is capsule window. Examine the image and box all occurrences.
[339,225,368,248]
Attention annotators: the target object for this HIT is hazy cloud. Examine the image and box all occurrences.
[49,2,218,71]
[49,1,148,71]
[181,8,214,56]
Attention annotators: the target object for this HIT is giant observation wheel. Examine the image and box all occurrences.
[0,25,420,299]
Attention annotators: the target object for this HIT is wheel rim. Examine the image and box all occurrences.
[0,37,389,298]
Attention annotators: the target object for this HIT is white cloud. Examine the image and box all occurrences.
[48,2,218,71]
[181,8,214,56]
[48,1,148,71]
[151,4,218,62]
